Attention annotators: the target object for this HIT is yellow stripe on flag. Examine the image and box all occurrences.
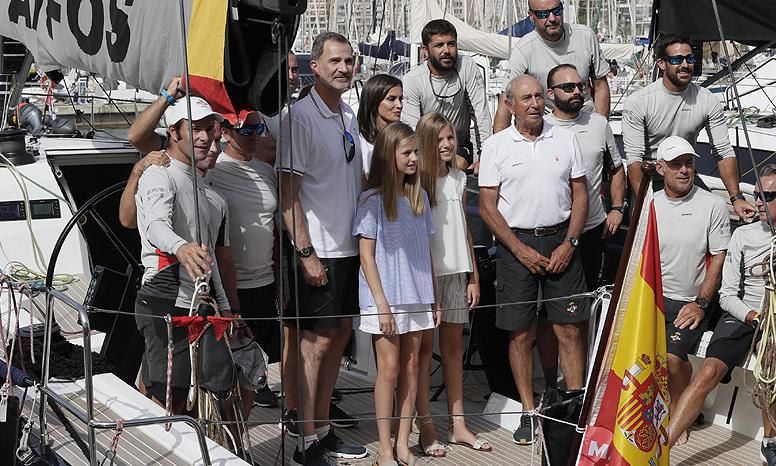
[187,0,227,81]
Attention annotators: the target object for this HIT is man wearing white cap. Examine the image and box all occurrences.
[133,95,234,415]
[652,135,730,446]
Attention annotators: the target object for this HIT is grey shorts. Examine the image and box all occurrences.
[437,272,470,324]
[494,229,590,331]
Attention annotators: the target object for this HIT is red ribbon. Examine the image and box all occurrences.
[171,315,232,344]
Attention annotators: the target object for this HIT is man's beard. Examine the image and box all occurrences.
[555,95,583,113]
[665,66,692,89]
[429,52,457,73]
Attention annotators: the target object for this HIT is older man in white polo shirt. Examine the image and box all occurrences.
[479,75,589,445]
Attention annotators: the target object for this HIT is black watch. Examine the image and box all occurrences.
[695,297,709,310]
[730,193,745,205]
[296,245,315,258]
[609,205,625,214]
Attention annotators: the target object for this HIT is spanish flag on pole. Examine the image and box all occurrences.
[579,193,670,466]
[186,0,249,125]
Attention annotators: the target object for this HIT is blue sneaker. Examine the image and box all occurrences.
[513,414,536,445]
[318,429,368,459]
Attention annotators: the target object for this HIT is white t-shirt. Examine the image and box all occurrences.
[505,24,610,111]
[545,111,623,232]
[653,186,730,302]
[359,134,374,178]
[479,123,587,228]
[430,169,473,276]
[208,152,277,288]
[277,87,363,258]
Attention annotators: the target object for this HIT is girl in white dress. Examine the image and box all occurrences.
[415,113,491,456]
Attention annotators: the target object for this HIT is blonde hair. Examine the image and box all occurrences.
[416,112,457,208]
[363,122,424,221]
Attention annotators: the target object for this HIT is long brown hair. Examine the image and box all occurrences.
[363,122,424,221]
[416,112,457,208]
[357,74,403,144]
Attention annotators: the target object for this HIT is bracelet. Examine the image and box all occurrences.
[160,89,176,106]
[730,193,745,204]
[609,206,625,214]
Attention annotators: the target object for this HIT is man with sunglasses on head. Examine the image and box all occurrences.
[278,31,367,466]
[402,19,492,169]
[480,75,589,446]
[493,0,611,133]
[652,136,730,447]
[623,34,756,221]
[666,164,776,462]
[206,111,281,411]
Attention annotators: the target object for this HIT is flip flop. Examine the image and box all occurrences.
[373,451,399,466]
[448,432,493,452]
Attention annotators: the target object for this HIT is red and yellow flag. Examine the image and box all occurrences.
[579,200,670,465]
[186,0,250,125]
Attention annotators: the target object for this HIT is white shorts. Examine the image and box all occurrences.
[359,304,434,335]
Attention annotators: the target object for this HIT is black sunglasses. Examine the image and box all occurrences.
[551,82,586,93]
[665,54,697,66]
[236,122,267,137]
[530,3,563,19]
[343,129,356,163]
[755,191,776,203]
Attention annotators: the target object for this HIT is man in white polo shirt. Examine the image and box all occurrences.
[493,0,610,132]
[278,31,367,466]
[652,136,730,446]
[479,75,589,445]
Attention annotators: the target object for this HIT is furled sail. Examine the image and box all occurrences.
[0,0,302,119]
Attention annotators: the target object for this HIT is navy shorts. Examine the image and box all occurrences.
[664,297,707,361]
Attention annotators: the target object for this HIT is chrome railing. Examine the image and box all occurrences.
[37,287,213,466]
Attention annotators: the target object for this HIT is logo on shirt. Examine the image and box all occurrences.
[512,162,525,167]
[554,155,560,161]
[681,213,692,216]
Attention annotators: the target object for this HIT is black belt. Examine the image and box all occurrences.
[511,220,569,237]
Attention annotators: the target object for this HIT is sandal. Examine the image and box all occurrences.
[448,416,492,452]
[415,416,449,458]
[373,451,399,466]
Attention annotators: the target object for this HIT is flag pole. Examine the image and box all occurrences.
[567,163,656,465]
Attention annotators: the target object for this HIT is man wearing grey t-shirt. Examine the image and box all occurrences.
[622,34,755,220]
[493,0,611,132]
[402,19,492,167]
[652,136,730,446]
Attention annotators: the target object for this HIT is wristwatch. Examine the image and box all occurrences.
[565,236,579,247]
[695,297,710,310]
[730,193,746,205]
[296,245,315,258]
[609,205,625,214]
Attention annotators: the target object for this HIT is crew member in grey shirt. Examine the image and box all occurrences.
[667,164,776,461]
[493,0,610,132]
[622,34,755,220]
[402,19,492,167]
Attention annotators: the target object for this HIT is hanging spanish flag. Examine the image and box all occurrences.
[185,0,244,124]
[579,194,670,466]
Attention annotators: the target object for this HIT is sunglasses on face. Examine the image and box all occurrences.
[236,122,267,137]
[755,191,776,203]
[664,54,697,66]
[343,129,356,163]
[531,3,563,19]
[551,81,586,93]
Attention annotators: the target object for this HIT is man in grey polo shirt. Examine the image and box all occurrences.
[493,0,610,132]
[652,136,730,446]
[278,31,367,466]
[402,19,492,167]
[479,75,589,445]
[622,34,755,220]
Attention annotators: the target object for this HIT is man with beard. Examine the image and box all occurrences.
[493,0,610,132]
[623,34,755,220]
[534,64,626,392]
[402,19,492,168]
[278,32,367,466]
[666,164,776,462]
[652,136,730,447]
[479,75,589,445]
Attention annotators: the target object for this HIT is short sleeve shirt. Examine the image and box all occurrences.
[654,186,731,301]
[277,88,363,258]
[505,23,609,111]
[353,190,435,308]
[478,123,586,228]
